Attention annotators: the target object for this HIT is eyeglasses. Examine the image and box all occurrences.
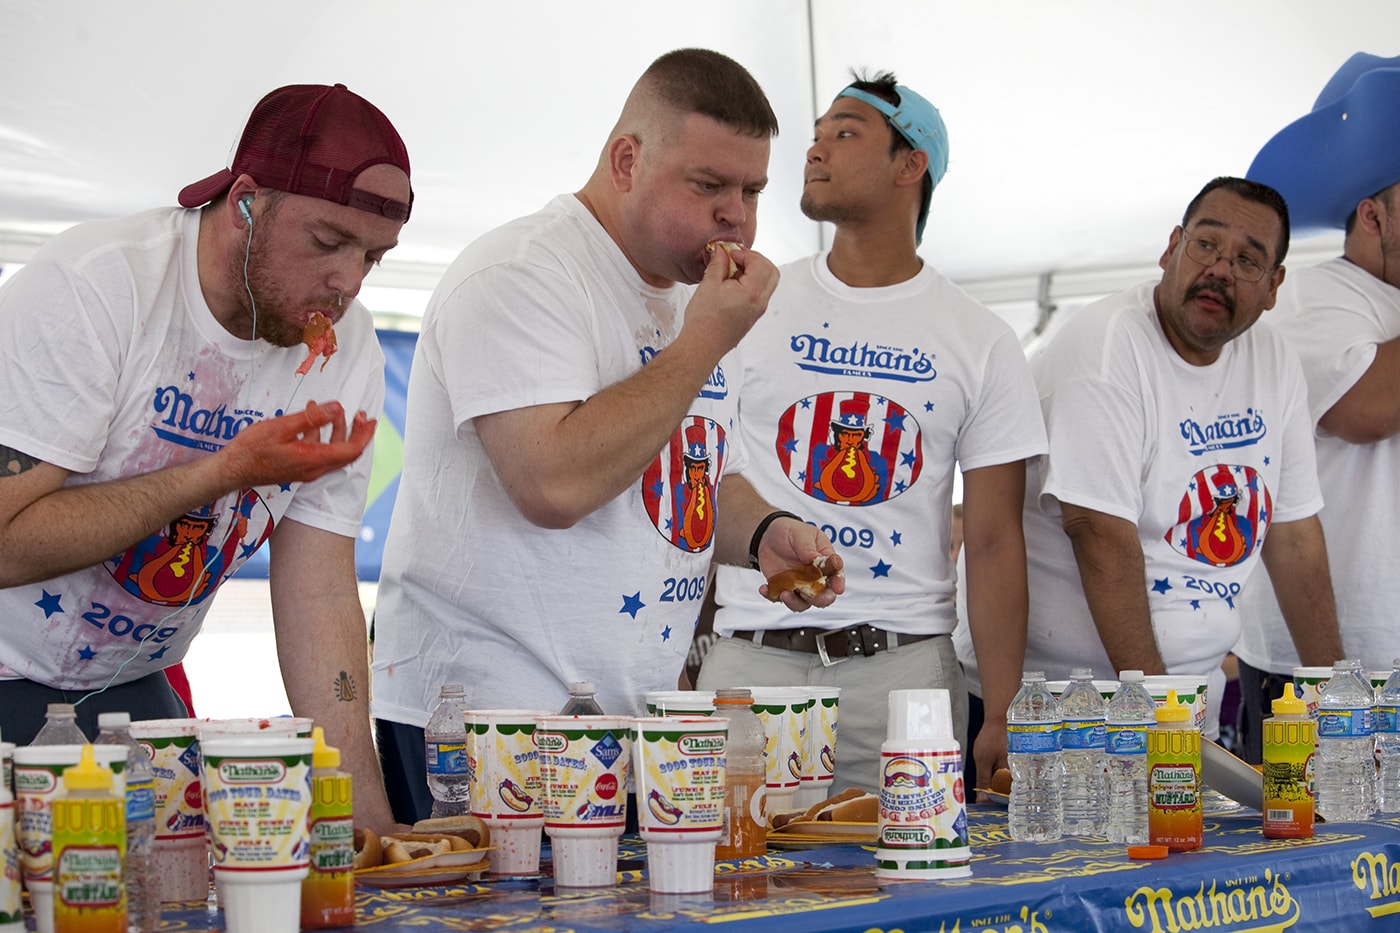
[1178,228,1273,283]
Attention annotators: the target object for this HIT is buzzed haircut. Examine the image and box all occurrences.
[1183,176,1291,266]
[640,48,779,138]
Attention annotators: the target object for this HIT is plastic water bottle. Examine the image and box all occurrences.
[1377,660,1400,815]
[1315,659,1375,822]
[711,688,768,860]
[31,703,87,745]
[1006,671,1063,841]
[1105,670,1154,844]
[95,712,159,932]
[425,683,471,819]
[1060,668,1107,836]
[558,682,605,716]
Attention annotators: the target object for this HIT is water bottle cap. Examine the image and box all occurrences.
[1271,683,1306,716]
[97,712,131,729]
[1070,668,1094,680]
[62,744,115,791]
[440,683,466,697]
[568,682,595,695]
[1154,689,1191,722]
[714,687,753,702]
[1119,670,1144,683]
[311,726,341,769]
[47,703,77,718]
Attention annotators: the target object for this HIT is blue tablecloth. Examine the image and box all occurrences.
[92,805,1400,931]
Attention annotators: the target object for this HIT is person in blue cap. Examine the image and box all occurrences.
[697,72,1047,794]
[1236,53,1400,763]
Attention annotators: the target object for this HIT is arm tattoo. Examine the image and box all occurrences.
[0,446,40,478]
[333,670,358,703]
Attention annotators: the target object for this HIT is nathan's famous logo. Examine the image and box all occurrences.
[1179,408,1267,456]
[678,734,725,756]
[776,392,923,506]
[789,334,936,384]
[642,416,725,553]
[934,909,1049,933]
[105,490,273,607]
[533,732,568,754]
[882,755,931,789]
[217,760,287,783]
[1165,464,1269,568]
[1124,869,1299,932]
[151,384,257,452]
[1353,849,1400,918]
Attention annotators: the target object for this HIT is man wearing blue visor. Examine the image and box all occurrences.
[699,74,1045,793]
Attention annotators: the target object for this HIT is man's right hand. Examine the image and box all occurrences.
[681,243,780,353]
[223,400,376,488]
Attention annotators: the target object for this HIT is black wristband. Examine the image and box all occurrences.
[748,510,803,570]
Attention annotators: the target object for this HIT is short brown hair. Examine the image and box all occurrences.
[640,48,779,138]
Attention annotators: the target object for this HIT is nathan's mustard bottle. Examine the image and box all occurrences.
[301,727,356,929]
[1147,690,1202,851]
[1263,683,1314,838]
[51,745,126,933]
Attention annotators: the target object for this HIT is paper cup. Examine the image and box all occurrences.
[195,717,312,739]
[534,716,631,888]
[633,717,727,893]
[129,718,207,902]
[1144,676,1209,731]
[802,687,841,790]
[748,688,808,810]
[465,709,552,875]
[201,736,314,933]
[1,741,13,792]
[1292,666,1334,717]
[644,692,715,716]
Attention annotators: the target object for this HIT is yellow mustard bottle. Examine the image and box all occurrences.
[52,745,126,933]
[1147,689,1202,851]
[1263,683,1314,838]
[301,727,355,928]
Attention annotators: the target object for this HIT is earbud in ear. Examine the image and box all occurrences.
[238,195,253,225]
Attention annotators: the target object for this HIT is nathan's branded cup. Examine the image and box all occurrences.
[748,687,807,811]
[632,717,728,894]
[13,745,127,933]
[196,717,313,739]
[644,691,715,717]
[201,736,315,933]
[876,689,971,881]
[1,741,13,791]
[1292,667,1334,717]
[801,687,841,793]
[533,715,631,888]
[1144,676,1209,732]
[129,718,208,902]
[465,709,552,875]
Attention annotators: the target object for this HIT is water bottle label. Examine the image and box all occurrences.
[1374,705,1399,734]
[1061,719,1106,751]
[1317,708,1372,738]
[427,741,468,776]
[1105,723,1148,755]
[126,781,156,824]
[1007,722,1060,754]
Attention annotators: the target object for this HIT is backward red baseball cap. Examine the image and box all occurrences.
[178,83,412,221]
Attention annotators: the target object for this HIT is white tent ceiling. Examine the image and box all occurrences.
[1,0,1388,328]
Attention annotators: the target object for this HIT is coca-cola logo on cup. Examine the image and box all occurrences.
[185,780,203,811]
[595,773,619,800]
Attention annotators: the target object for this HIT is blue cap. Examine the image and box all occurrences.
[836,84,949,243]
[1247,53,1400,233]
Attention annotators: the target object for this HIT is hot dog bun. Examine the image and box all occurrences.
[769,786,875,829]
[706,240,742,278]
[383,837,452,864]
[353,827,383,869]
[764,560,828,602]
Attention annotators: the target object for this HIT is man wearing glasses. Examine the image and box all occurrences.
[957,177,1343,738]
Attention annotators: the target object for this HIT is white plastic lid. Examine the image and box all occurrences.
[886,688,953,742]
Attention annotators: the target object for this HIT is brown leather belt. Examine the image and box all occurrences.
[731,625,936,666]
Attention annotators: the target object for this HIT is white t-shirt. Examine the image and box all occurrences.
[371,195,748,725]
[712,252,1046,635]
[956,281,1321,730]
[0,207,384,688]
[1236,257,1400,673]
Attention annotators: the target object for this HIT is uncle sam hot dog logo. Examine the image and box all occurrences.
[1165,464,1269,568]
[775,392,923,506]
[642,416,727,553]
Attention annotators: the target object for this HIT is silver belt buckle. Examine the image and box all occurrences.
[816,629,851,667]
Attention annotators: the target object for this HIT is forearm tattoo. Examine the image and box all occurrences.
[334,670,358,703]
[0,446,39,478]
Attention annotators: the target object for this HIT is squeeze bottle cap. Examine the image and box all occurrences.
[62,744,115,791]
[1154,689,1191,723]
[311,726,341,769]
[1271,683,1306,716]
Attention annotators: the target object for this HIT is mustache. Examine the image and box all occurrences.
[1186,280,1235,314]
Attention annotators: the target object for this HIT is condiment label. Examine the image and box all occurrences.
[202,752,313,871]
[14,756,126,884]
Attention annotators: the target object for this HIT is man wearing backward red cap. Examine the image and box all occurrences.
[0,83,410,833]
